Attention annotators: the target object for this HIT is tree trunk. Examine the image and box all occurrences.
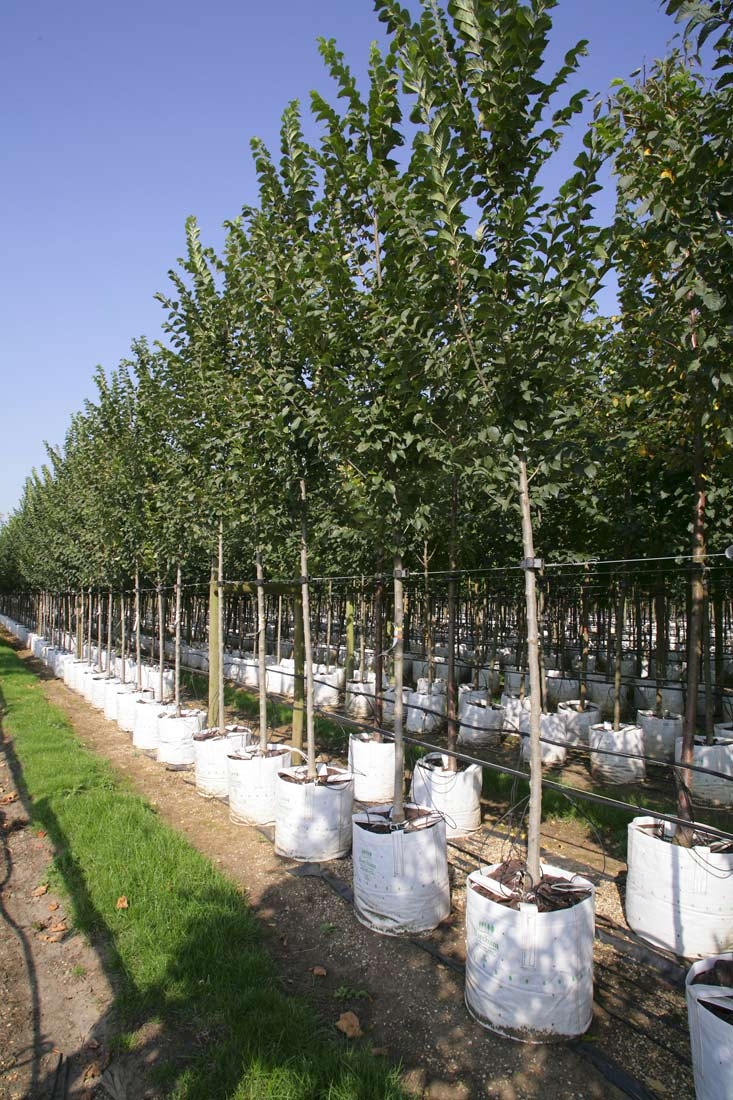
[300,480,317,781]
[174,564,182,715]
[256,550,268,752]
[292,593,305,752]
[207,562,221,730]
[518,455,543,888]
[392,553,405,823]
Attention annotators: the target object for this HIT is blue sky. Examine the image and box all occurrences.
[1,0,685,520]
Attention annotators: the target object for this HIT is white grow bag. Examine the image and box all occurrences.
[313,666,345,708]
[557,701,600,746]
[194,726,253,798]
[132,700,174,754]
[465,863,595,1042]
[625,816,733,958]
[348,733,395,804]
[675,736,733,807]
[500,693,530,732]
[117,688,154,733]
[103,679,134,722]
[352,804,450,935]
[636,709,683,762]
[589,722,645,785]
[520,712,569,766]
[227,745,292,826]
[345,674,376,719]
[458,702,505,748]
[410,754,482,837]
[157,709,206,768]
[406,689,446,735]
[686,953,733,1100]
[274,764,354,861]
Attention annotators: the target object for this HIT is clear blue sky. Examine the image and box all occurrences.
[1,0,684,520]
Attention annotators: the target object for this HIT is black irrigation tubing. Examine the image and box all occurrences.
[326,710,733,844]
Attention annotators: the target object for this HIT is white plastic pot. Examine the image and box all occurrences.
[675,736,733,806]
[557,701,601,746]
[274,764,354,861]
[348,733,395,804]
[352,804,450,935]
[625,816,733,958]
[410,754,482,837]
[589,722,645,785]
[686,953,733,1100]
[193,725,253,798]
[227,745,292,825]
[636,709,683,762]
[465,863,595,1042]
[157,709,206,768]
[458,701,505,748]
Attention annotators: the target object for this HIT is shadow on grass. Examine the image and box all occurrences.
[0,641,406,1100]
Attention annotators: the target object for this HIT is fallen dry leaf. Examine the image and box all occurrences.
[335,1011,362,1040]
[0,792,18,804]
[48,902,60,912]
[36,829,47,838]
[47,921,68,934]
[310,965,327,978]
[39,933,63,943]
[371,1047,389,1057]
[115,896,129,910]
[32,884,49,898]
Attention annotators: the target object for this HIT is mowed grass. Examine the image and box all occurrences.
[0,641,407,1100]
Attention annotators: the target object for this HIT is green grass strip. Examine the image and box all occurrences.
[0,641,407,1100]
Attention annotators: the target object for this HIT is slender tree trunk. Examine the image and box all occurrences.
[345,596,355,685]
[392,553,405,822]
[678,426,707,840]
[217,522,225,735]
[134,568,142,690]
[120,592,127,685]
[579,565,590,711]
[157,582,165,704]
[207,562,221,730]
[256,549,268,752]
[298,482,317,781]
[519,455,543,888]
[446,475,459,770]
[613,576,627,731]
[292,592,305,751]
[106,590,113,679]
[174,564,182,715]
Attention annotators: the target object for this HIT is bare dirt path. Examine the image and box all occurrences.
[0,648,696,1100]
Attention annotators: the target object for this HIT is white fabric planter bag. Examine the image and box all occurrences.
[503,668,527,695]
[416,676,447,695]
[132,700,174,753]
[520,712,569,766]
[406,689,446,735]
[117,688,155,733]
[90,674,110,710]
[589,723,645,784]
[352,804,450,934]
[675,737,733,806]
[227,745,292,826]
[715,722,733,738]
[557,701,600,746]
[345,675,376,719]
[465,863,595,1041]
[102,678,124,720]
[625,817,733,958]
[410,754,482,837]
[193,726,253,798]
[348,734,395,804]
[142,665,174,702]
[106,681,137,723]
[157,709,206,767]
[458,702,505,748]
[274,764,354,861]
[636,709,683,762]
[79,666,100,701]
[686,953,733,1100]
[458,687,486,717]
[380,686,409,725]
[63,659,83,689]
[545,672,579,708]
[313,666,345,708]
[501,693,530,733]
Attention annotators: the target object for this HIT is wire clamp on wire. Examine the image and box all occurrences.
[520,558,544,571]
